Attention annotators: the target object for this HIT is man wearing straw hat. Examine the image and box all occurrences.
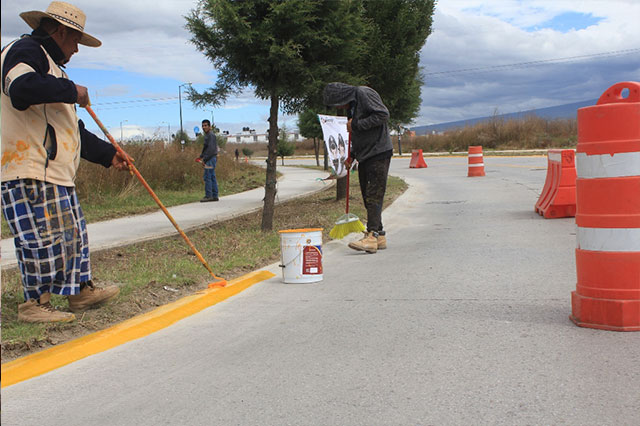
[1,2,130,322]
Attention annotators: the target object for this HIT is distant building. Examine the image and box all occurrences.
[391,128,416,139]
[224,128,301,144]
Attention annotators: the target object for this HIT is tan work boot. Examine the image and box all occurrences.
[68,281,119,312]
[18,293,76,323]
[348,231,378,253]
[377,234,387,250]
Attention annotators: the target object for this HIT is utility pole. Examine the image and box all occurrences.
[160,121,170,144]
[120,120,128,142]
[178,83,191,142]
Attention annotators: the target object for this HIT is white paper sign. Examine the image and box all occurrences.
[318,114,349,178]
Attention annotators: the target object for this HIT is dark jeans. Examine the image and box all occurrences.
[357,153,391,234]
[203,156,218,198]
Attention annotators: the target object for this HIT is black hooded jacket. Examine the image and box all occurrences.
[323,82,392,163]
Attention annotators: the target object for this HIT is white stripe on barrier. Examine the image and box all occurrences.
[576,151,640,179]
[548,152,562,162]
[468,153,483,157]
[468,163,484,167]
[577,227,640,252]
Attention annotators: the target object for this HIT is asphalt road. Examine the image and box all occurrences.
[2,156,639,425]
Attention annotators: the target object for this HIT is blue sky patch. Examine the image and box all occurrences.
[528,12,602,32]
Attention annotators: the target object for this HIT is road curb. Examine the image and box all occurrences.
[1,270,275,388]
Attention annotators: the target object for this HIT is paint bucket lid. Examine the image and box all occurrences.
[279,228,323,233]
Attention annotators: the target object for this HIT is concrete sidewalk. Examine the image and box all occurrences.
[1,166,334,268]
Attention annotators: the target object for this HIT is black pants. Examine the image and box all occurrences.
[357,153,391,234]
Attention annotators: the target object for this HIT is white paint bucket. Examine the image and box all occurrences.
[278,228,323,283]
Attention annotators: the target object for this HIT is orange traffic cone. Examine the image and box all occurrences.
[467,145,485,177]
[409,149,428,168]
[571,81,640,332]
[534,149,576,218]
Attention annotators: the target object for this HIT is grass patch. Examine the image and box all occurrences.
[1,174,407,361]
[1,158,265,238]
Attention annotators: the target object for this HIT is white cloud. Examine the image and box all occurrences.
[417,0,640,124]
[3,0,638,129]
[2,0,212,82]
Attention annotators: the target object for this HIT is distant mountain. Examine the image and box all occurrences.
[411,99,597,135]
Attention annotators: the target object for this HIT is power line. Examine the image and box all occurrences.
[424,47,640,78]
[92,96,178,106]
[87,48,638,111]
[93,101,177,111]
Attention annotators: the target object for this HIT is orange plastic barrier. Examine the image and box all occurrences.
[534,149,576,218]
[467,145,485,177]
[409,149,428,168]
[571,81,640,331]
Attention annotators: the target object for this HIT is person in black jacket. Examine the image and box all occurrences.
[196,119,219,202]
[324,82,393,253]
[1,2,130,323]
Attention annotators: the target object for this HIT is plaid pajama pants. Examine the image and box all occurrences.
[1,179,91,300]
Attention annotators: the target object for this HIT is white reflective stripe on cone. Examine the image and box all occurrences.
[468,153,483,157]
[548,152,562,162]
[468,163,484,167]
[577,227,640,252]
[576,151,640,179]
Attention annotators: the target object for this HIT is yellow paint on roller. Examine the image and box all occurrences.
[1,270,275,388]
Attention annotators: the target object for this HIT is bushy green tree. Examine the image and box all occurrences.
[186,0,365,230]
[359,0,435,151]
[297,109,324,167]
[276,127,296,165]
[173,130,192,149]
[216,134,227,150]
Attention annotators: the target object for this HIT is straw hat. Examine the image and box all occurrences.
[20,1,101,47]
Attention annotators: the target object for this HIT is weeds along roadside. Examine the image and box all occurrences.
[1,143,265,235]
[1,174,408,361]
[229,115,578,158]
[76,143,265,220]
[400,115,578,153]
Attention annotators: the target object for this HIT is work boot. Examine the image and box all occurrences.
[68,281,120,312]
[377,234,387,250]
[348,231,378,254]
[18,293,76,323]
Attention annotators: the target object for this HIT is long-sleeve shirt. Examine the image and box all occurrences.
[1,28,116,186]
[200,131,218,162]
[323,82,392,163]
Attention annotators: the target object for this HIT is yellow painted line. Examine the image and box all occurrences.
[1,270,276,388]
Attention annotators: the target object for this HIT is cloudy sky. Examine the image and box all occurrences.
[2,0,638,139]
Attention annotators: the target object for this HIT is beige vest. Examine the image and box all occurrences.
[1,40,81,187]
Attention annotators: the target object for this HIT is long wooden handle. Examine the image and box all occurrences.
[84,105,226,287]
[345,131,351,214]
